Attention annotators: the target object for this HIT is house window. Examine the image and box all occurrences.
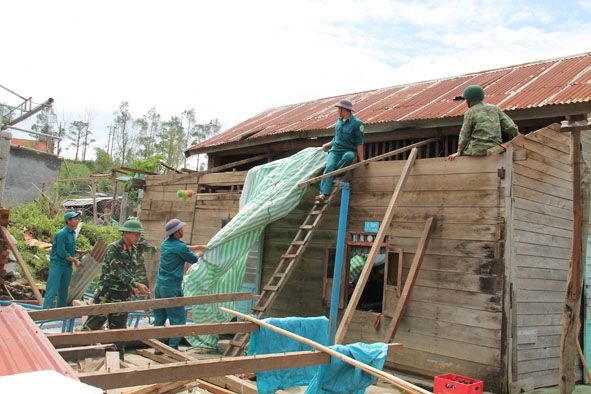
[322,233,403,314]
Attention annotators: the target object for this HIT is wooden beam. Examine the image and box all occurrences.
[335,147,418,344]
[297,137,437,188]
[221,307,425,394]
[559,118,590,394]
[156,154,269,187]
[79,351,331,390]
[0,226,43,305]
[29,292,258,321]
[384,217,436,342]
[47,321,259,347]
[57,344,117,361]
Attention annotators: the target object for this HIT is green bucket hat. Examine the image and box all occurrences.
[119,219,145,233]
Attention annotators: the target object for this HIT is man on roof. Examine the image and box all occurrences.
[316,99,365,202]
[447,84,519,160]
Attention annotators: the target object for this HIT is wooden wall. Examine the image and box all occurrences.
[139,171,244,288]
[507,124,589,391]
[265,154,509,392]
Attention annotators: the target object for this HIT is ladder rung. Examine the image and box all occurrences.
[291,241,304,246]
[263,285,279,292]
[251,305,266,312]
[299,225,314,230]
[281,253,297,259]
[229,340,247,347]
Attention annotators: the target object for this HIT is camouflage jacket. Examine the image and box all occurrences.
[458,102,518,156]
[96,238,144,294]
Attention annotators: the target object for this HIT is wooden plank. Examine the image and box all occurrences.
[105,351,122,394]
[402,300,502,330]
[48,322,259,347]
[353,206,502,224]
[80,351,331,390]
[204,376,259,394]
[29,292,258,320]
[353,189,501,208]
[298,138,437,187]
[336,148,418,344]
[352,172,499,192]
[0,226,43,304]
[513,173,572,200]
[514,185,572,211]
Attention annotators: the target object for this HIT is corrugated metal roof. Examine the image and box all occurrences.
[0,303,78,379]
[186,52,591,155]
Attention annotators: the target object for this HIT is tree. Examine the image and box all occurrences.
[157,115,185,170]
[80,109,96,161]
[113,101,133,165]
[182,109,197,167]
[67,120,88,160]
[31,106,57,153]
[135,107,161,160]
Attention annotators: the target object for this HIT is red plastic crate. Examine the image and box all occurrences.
[433,374,483,394]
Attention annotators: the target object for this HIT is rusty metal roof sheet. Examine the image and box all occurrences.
[186,52,591,155]
[0,303,78,379]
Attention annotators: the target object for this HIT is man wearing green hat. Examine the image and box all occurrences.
[448,84,519,160]
[82,218,151,333]
[42,211,89,309]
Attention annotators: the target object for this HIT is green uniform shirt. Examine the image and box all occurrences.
[458,102,518,156]
[96,238,143,293]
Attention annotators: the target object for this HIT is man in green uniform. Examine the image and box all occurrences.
[82,218,151,332]
[315,99,365,202]
[42,211,88,309]
[153,218,208,350]
[447,84,519,160]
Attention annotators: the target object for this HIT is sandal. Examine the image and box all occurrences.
[315,194,328,202]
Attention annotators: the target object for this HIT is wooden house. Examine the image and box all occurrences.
[138,52,591,393]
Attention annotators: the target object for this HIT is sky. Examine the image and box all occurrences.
[1,0,591,163]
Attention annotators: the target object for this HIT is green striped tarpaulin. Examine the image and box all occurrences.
[183,147,327,349]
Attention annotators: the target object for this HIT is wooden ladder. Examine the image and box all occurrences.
[223,180,344,357]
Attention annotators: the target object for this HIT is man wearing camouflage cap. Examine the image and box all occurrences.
[82,218,151,334]
[448,84,519,160]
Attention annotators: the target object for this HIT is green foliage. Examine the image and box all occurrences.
[6,201,121,282]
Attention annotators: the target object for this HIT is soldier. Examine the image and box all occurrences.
[447,84,519,160]
[82,218,151,333]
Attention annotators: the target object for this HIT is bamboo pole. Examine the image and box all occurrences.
[220,307,431,394]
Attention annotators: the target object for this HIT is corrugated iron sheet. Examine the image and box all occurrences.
[0,303,78,379]
[187,51,591,154]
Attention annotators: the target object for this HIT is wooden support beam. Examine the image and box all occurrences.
[47,321,259,347]
[335,147,418,344]
[156,154,269,186]
[29,292,257,321]
[79,351,331,390]
[0,226,43,305]
[384,217,436,342]
[221,307,425,394]
[57,344,117,361]
[297,137,436,188]
[559,118,591,394]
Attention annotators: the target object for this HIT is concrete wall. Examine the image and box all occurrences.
[1,144,60,206]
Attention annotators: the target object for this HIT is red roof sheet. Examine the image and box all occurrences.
[187,52,591,154]
[0,303,78,379]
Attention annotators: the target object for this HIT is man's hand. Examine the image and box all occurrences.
[322,142,331,152]
[137,283,151,295]
[447,152,460,161]
[73,259,83,269]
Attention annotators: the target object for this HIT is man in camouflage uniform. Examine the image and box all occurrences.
[82,218,151,332]
[126,216,158,301]
[447,84,519,160]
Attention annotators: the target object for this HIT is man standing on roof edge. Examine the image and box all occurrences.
[316,99,365,202]
[447,84,519,160]
[153,218,209,350]
[42,211,89,309]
